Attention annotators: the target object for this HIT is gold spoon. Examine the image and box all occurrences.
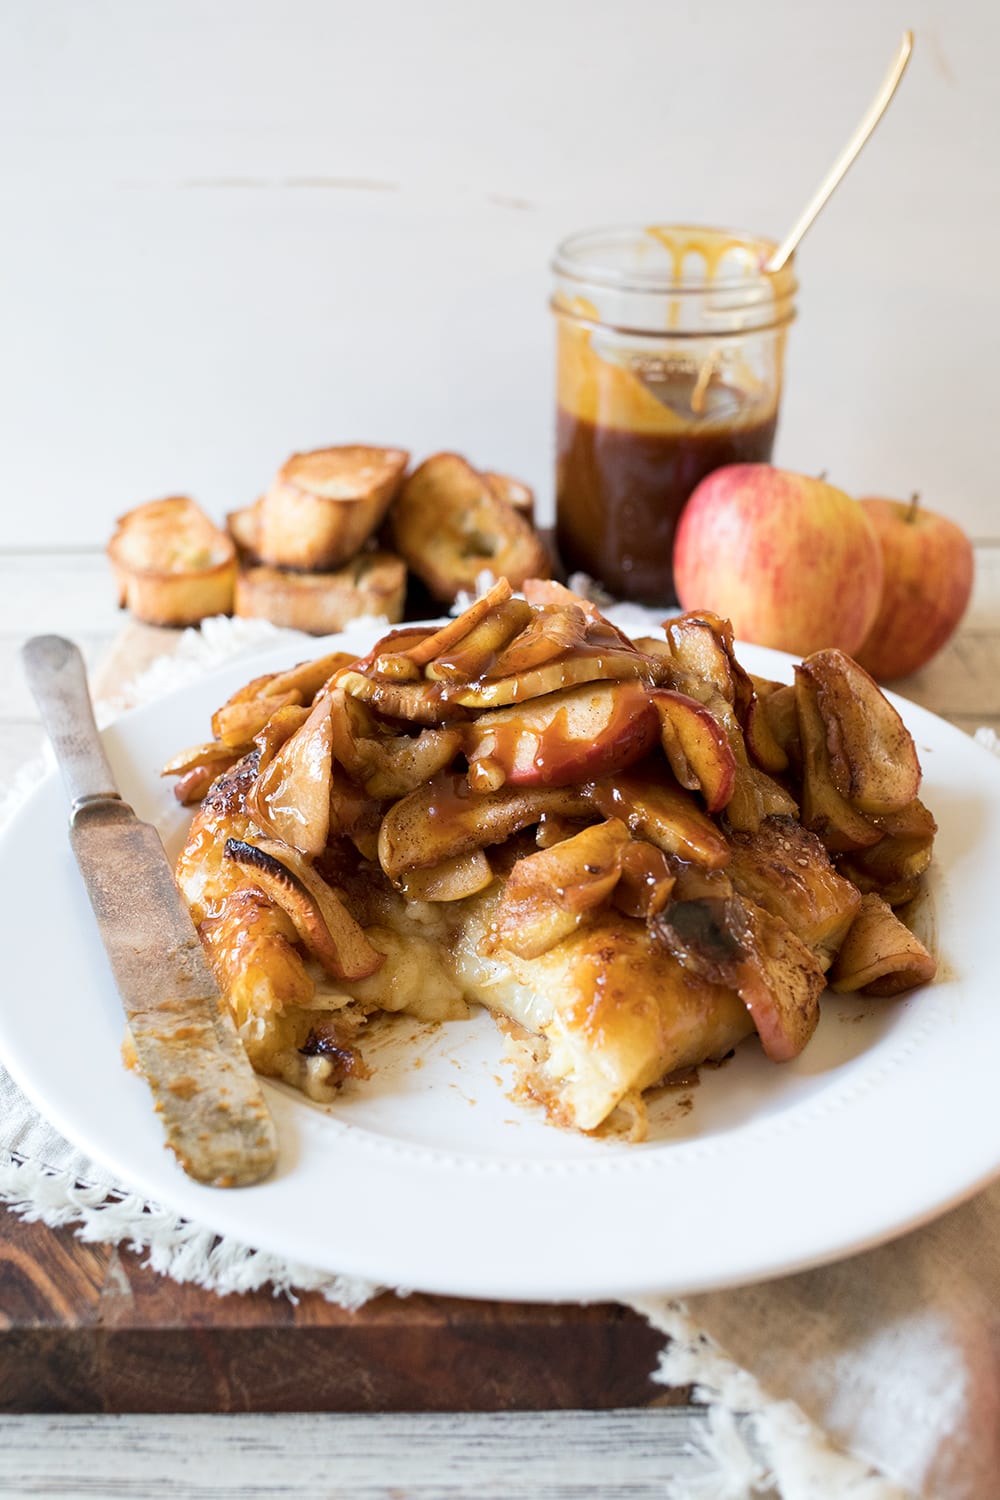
[766,30,914,274]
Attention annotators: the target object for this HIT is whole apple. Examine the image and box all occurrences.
[853,495,974,681]
[673,465,883,656]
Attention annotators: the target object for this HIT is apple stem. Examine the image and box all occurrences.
[906,491,921,524]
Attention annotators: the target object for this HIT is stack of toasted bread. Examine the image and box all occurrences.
[108,446,549,632]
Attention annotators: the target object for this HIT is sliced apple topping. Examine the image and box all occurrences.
[589,771,731,870]
[425,599,534,682]
[223,837,383,980]
[378,776,593,881]
[651,892,824,1062]
[794,670,885,852]
[837,797,937,907]
[396,578,514,668]
[727,816,861,965]
[612,840,675,919]
[400,850,495,903]
[829,893,936,996]
[651,689,737,812]
[245,695,334,855]
[490,819,631,959]
[798,651,921,816]
[466,681,659,790]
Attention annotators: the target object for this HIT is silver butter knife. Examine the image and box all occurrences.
[22,634,278,1188]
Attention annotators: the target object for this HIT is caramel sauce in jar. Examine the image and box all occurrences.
[551,226,797,605]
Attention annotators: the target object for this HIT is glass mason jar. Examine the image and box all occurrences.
[551,225,797,604]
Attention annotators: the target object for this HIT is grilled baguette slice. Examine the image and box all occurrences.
[255,445,409,571]
[390,452,549,603]
[108,496,237,626]
[234,550,406,634]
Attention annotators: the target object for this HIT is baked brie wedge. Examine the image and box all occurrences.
[166,578,936,1138]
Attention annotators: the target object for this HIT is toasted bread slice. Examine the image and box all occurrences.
[255,446,409,571]
[484,470,535,524]
[108,496,237,626]
[390,453,549,603]
[234,550,407,634]
[227,499,263,559]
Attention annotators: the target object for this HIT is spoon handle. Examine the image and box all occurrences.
[766,30,913,274]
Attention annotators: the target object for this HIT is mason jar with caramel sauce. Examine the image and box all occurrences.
[552,226,797,603]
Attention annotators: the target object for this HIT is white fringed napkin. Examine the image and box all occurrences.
[4,615,999,1500]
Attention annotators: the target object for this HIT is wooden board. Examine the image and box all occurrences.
[0,1214,670,1413]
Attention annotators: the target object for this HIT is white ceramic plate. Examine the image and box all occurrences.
[3,629,1000,1302]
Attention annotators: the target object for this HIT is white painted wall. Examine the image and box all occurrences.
[2,0,997,549]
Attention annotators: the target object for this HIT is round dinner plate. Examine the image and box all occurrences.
[3,626,999,1302]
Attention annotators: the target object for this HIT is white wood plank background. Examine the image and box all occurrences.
[2,0,998,548]
[0,1410,769,1499]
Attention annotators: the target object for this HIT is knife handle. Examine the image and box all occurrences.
[21,635,124,821]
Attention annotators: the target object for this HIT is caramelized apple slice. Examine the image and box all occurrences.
[224,837,383,980]
[253,704,312,768]
[378,777,592,880]
[829,893,936,996]
[328,688,462,798]
[740,690,791,774]
[162,739,245,779]
[213,689,304,747]
[724,763,799,836]
[400,850,494,902]
[425,599,534,682]
[399,578,513,667]
[171,764,228,806]
[485,604,591,677]
[727,815,861,965]
[491,819,631,959]
[665,612,753,717]
[337,668,467,725]
[837,797,937,906]
[262,651,360,704]
[466,681,659,789]
[443,646,665,710]
[652,894,824,1062]
[589,770,730,870]
[798,650,921,816]
[651,690,737,812]
[245,696,334,855]
[613,840,675,919]
[794,672,884,852]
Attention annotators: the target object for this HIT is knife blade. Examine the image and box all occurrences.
[22,634,278,1188]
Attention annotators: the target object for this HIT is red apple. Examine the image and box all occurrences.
[673,465,883,657]
[853,495,974,681]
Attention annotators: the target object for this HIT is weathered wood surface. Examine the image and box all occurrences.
[0,1408,744,1500]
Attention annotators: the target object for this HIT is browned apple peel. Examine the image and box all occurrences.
[491,819,632,959]
[651,690,738,812]
[829,892,936,996]
[466,681,659,790]
[224,837,383,980]
[798,651,921,816]
[794,670,885,852]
